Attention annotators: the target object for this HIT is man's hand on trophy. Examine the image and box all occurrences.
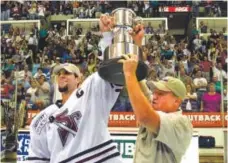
[129,24,144,47]
[118,54,138,77]
[99,14,115,32]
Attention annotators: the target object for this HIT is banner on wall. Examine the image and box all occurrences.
[1,130,6,158]
[26,110,40,125]
[159,6,191,12]
[25,111,228,127]
[0,129,199,163]
[109,112,228,127]
[17,132,30,161]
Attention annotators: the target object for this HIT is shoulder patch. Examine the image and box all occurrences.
[33,113,48,134]
[76,88,84,98]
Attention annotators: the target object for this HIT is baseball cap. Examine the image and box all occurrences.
[147,76,186,100]
[53,63,81,77]
[36,73,47,79]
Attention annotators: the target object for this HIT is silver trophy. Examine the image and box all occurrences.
[98,8,148,85]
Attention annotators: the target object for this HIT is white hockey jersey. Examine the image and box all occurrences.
[28,72,123,163]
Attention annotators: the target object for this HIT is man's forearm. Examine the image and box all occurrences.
[125,73,159,132]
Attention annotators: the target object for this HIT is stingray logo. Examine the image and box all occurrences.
[55,110,82,146]
[17,137,24,153]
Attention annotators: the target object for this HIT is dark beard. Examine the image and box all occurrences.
[59,86,68,92]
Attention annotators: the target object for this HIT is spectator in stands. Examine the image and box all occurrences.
[213,3,222,17]
[78,4,85,18]
[157,24,165,34]
[1,1,10,20]
[21,65,32,83]
[28,1,37,20]
[200,56,212,82]
[144,1,151,18]
[212,76,222,93]
[1,73,14,99]
[37,2,46,19]
[12,2,21,20]
[179,54,190,74]
[193,34,202,51]
[160,59,175,79]
[147,68,158,81]
[201,83,221,112]
[192,0,200,17]
[190,64,200,79]
[34,73,51,109]
[138,1,145,17]
[33,67,43,78]
[208,42,218,62]
[199,21,208,33]
[181,84,198,112]
[25,93,37,111]
[132,2,139,16]
[21,5,28,20]
[178,64,189,81]
[87,52,97,74]
[3,59,15,75]
[26,79,38,107]
[28,32,38,59]
[76,24,83,36]
[72,1,79,18]
[145,23,154,34]
[184,75,195,89]
[161,44,174,60]
[193,70,208,104]
[63,2,72,15]
[212,62,227,82]
[14,80,26,105]
[151,0,159,17]
[39,26,48,51]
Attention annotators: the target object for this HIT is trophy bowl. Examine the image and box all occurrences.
[98,42,148,85]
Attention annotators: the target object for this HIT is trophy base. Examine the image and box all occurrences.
[98,58,148,85]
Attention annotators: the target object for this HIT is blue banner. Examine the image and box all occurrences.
[17,132,30,161]
[1,129,6,155]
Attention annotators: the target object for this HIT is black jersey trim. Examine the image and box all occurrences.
[75,146,117,163]
[95,152,120,163]
[27,157,50,161]
[59,140,113,163]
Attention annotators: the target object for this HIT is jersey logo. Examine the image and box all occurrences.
[55,109,82,146]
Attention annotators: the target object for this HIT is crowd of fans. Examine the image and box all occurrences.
[1,0,225,21]
[1,1,227,128]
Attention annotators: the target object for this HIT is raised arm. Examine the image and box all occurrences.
[118,25,160,133]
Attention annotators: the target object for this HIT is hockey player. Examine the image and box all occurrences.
[27,14,144,163]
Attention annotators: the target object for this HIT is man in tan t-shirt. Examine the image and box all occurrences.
[119,26,193,162]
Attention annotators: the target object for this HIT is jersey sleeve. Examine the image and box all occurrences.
[98,32,113,60]
[82,72,122,117]
[154,111,193,156]
[27,112,50,163]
